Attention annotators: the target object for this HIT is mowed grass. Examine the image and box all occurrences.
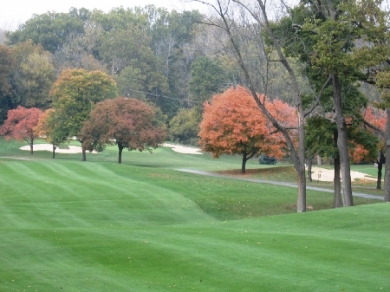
[0,139,389,291]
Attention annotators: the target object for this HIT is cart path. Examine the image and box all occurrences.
[176,169,384,201]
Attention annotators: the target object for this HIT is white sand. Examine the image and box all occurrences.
[163,143,202,155]
[21,143,202,155]
[20,144,97,154]
[309,166,375,182]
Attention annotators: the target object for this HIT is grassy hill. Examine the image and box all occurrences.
[0,139,389,291]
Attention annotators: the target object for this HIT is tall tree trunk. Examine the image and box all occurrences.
[334,155,343,208]
[29,139,34,155]
[332,74,353,206]
[333,129,342,207]
[118,144,124,164]
[376,150,385,190]
[52,144,56,159]
[384,108,390,201]
[296,106,307,213]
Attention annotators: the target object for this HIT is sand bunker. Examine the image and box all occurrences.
[163,143,202,155]
[20,144,97,154]
[309,166,375,182]
[21,143,202,155]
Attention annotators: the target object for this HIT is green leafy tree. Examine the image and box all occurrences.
[277,0,390,206]
[169,107,201,145]
[7,9,86,54]
[81,97,166,164]
[188,56,228,107]
[12,41,56,109]
[50,69,117,161]
[0,44,16,123]
[34,108,68,158]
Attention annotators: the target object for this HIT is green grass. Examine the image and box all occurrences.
[0,138,389,291]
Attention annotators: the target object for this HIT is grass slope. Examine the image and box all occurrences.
[0,139,389,291]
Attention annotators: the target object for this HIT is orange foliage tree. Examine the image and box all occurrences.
[80,97,167,164]
[199,86,295,173]
[0,106,42,154]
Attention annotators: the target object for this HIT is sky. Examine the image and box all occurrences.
[0,0,206,30]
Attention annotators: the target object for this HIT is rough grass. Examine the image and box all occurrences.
[0,138,389,291]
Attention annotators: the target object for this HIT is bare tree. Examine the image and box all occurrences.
[191,0,317,212]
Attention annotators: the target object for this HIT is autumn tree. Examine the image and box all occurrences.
[34,109,68,158]
[80,97,166,164]
[199,86,293,173]
[192,0,317,212]
[50,69,117,161]
[0,106,42,154]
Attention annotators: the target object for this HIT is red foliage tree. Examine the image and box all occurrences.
[80,97,166,163]
[0,106,42,154]
[199,86,295,173]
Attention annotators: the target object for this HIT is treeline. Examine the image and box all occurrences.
[0,5,300,144]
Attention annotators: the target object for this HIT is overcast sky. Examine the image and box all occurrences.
[0,0,206,30]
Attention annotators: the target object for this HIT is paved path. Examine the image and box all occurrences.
[176,169,384,201]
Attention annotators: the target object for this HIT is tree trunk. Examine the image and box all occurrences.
[30,141,34,155]
[333,129,342,207]
[118,144,124,164]
[332,74,353,206]
[307,153,313,182]
[317,155,322,165]
[376,149,385,190]
[334,155,343,208]
[52,144,56,159]
[384,108,390,201]
[82,147,87,161]
[241,152,247,174]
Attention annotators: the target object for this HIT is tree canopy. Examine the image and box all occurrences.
[199,86,293,173]
[50,69,117,160]
[81,97,166,163]
[0,106,42,154]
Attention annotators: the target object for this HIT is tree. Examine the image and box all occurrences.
[11,40,56,109]
[34,108,68,158]
[7,9,86,54]
[362,106,387,189]
[199,86,292,173]
[192,0,315,212]
[169,107,201,145]
[50,69,117,161]
[80,97,166,164]
[188,56,228,106]
[378,73,390,201]
[0,106,42,154]
[0,44,16,123]
[283,0,390,207]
